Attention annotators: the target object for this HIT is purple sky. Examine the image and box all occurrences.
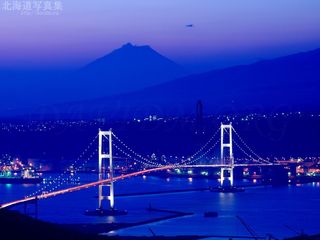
[1,0,320,72]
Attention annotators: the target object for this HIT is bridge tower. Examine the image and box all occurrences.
[220,123,234,186]
[98,129,114,210]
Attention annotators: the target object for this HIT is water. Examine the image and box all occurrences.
[1,174,320,239]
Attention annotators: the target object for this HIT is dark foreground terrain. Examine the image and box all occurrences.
[0,209,101,240]
[1,209,320,240]
[0,209,202,240]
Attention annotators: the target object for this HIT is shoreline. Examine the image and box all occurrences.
[62,207,193,236]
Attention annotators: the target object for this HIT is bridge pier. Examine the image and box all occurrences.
[211,123,244,192]
[98,129,114,210]
[220,167,234,187]
[85,129,127,216]
[220,123,234,187]
[23,197,38,219]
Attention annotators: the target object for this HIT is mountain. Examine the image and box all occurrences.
[47,47,320,119]
[78,43,187,95]
[0,43,187,116]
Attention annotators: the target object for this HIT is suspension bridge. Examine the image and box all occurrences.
[0,123,285,212]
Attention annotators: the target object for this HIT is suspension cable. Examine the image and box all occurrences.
[112,142,160,168]
[184,127,220,162]
[112,133,161,166]
[178,139,220,166]
[26,134,98,198]
[233,139,271,164]
[232,128,271,164]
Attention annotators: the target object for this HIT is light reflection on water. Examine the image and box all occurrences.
[0,173,320,238]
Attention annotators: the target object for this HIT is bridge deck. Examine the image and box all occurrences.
[0,163,279,209]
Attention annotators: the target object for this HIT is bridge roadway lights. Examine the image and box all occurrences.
[85,129,127,216]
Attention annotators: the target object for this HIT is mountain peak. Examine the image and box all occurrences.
[80,43,187,96]
[118,42,152,52]
[121,42,134,48]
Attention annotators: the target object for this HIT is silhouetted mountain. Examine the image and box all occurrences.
[0,43,186,116]
[78,42,187,95]
[48,47,320,119]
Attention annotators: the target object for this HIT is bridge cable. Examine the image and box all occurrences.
[111,133,162,167]
[178,127,220,166]
[233,140,271,165]
[178,139,220,166]
[112,142,160,168]
[26,134,98,198]
[232,127,271,164]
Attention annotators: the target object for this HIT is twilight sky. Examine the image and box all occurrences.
[0,0,320,72]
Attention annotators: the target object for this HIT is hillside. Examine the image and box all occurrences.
[48,47,320,119]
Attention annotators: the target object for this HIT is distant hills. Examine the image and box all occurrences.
[45,47,320,119]
[1,46,320,119]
